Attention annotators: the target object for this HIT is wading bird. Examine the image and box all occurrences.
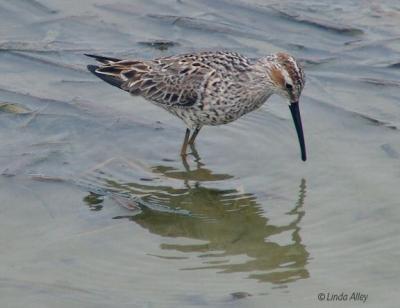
[86,51,306,161]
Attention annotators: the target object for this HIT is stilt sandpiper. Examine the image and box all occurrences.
[86,51,306,161]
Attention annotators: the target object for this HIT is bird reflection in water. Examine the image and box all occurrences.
[82,147,309,284]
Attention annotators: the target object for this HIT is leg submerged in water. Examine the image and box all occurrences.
[180,128,191,156]
[181,127,202,155]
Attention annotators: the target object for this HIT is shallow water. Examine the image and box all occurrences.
[1,0,400,307]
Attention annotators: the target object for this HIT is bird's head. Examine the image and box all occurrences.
[264,53,307,161]
[268,52,305,104]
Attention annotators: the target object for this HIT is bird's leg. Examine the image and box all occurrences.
[189,143,204,170]
[180,128,191,156]
[188,127,201,145]
[181,152,191,172]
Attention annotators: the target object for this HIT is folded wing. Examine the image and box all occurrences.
[86,54,217,108]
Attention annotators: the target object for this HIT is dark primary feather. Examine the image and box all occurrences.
[87,65,123,89]
[84,54,121,64]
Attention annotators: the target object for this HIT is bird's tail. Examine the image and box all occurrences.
[85,54,124,89]
[84,53,121,64]
[87,64,124,89]
[85,53,150,93]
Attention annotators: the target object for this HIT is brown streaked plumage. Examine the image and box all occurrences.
[86,50,307,161]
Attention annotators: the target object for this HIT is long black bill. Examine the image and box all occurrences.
[289,102,307,162]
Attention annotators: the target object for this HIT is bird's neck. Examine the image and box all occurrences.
[251,60,278,92]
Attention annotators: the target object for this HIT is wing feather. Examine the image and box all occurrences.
[86,55,225,107]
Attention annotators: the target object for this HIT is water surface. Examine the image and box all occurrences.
[1,0,400,307]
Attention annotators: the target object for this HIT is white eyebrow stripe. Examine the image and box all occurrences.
[290,57,300,76]
[281,67,292,85]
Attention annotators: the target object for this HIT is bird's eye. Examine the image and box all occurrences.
[285,83,293,91]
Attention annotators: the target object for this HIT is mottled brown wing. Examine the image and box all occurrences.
[91,55,216,107]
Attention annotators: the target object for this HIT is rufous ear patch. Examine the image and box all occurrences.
[270,67,285,87]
